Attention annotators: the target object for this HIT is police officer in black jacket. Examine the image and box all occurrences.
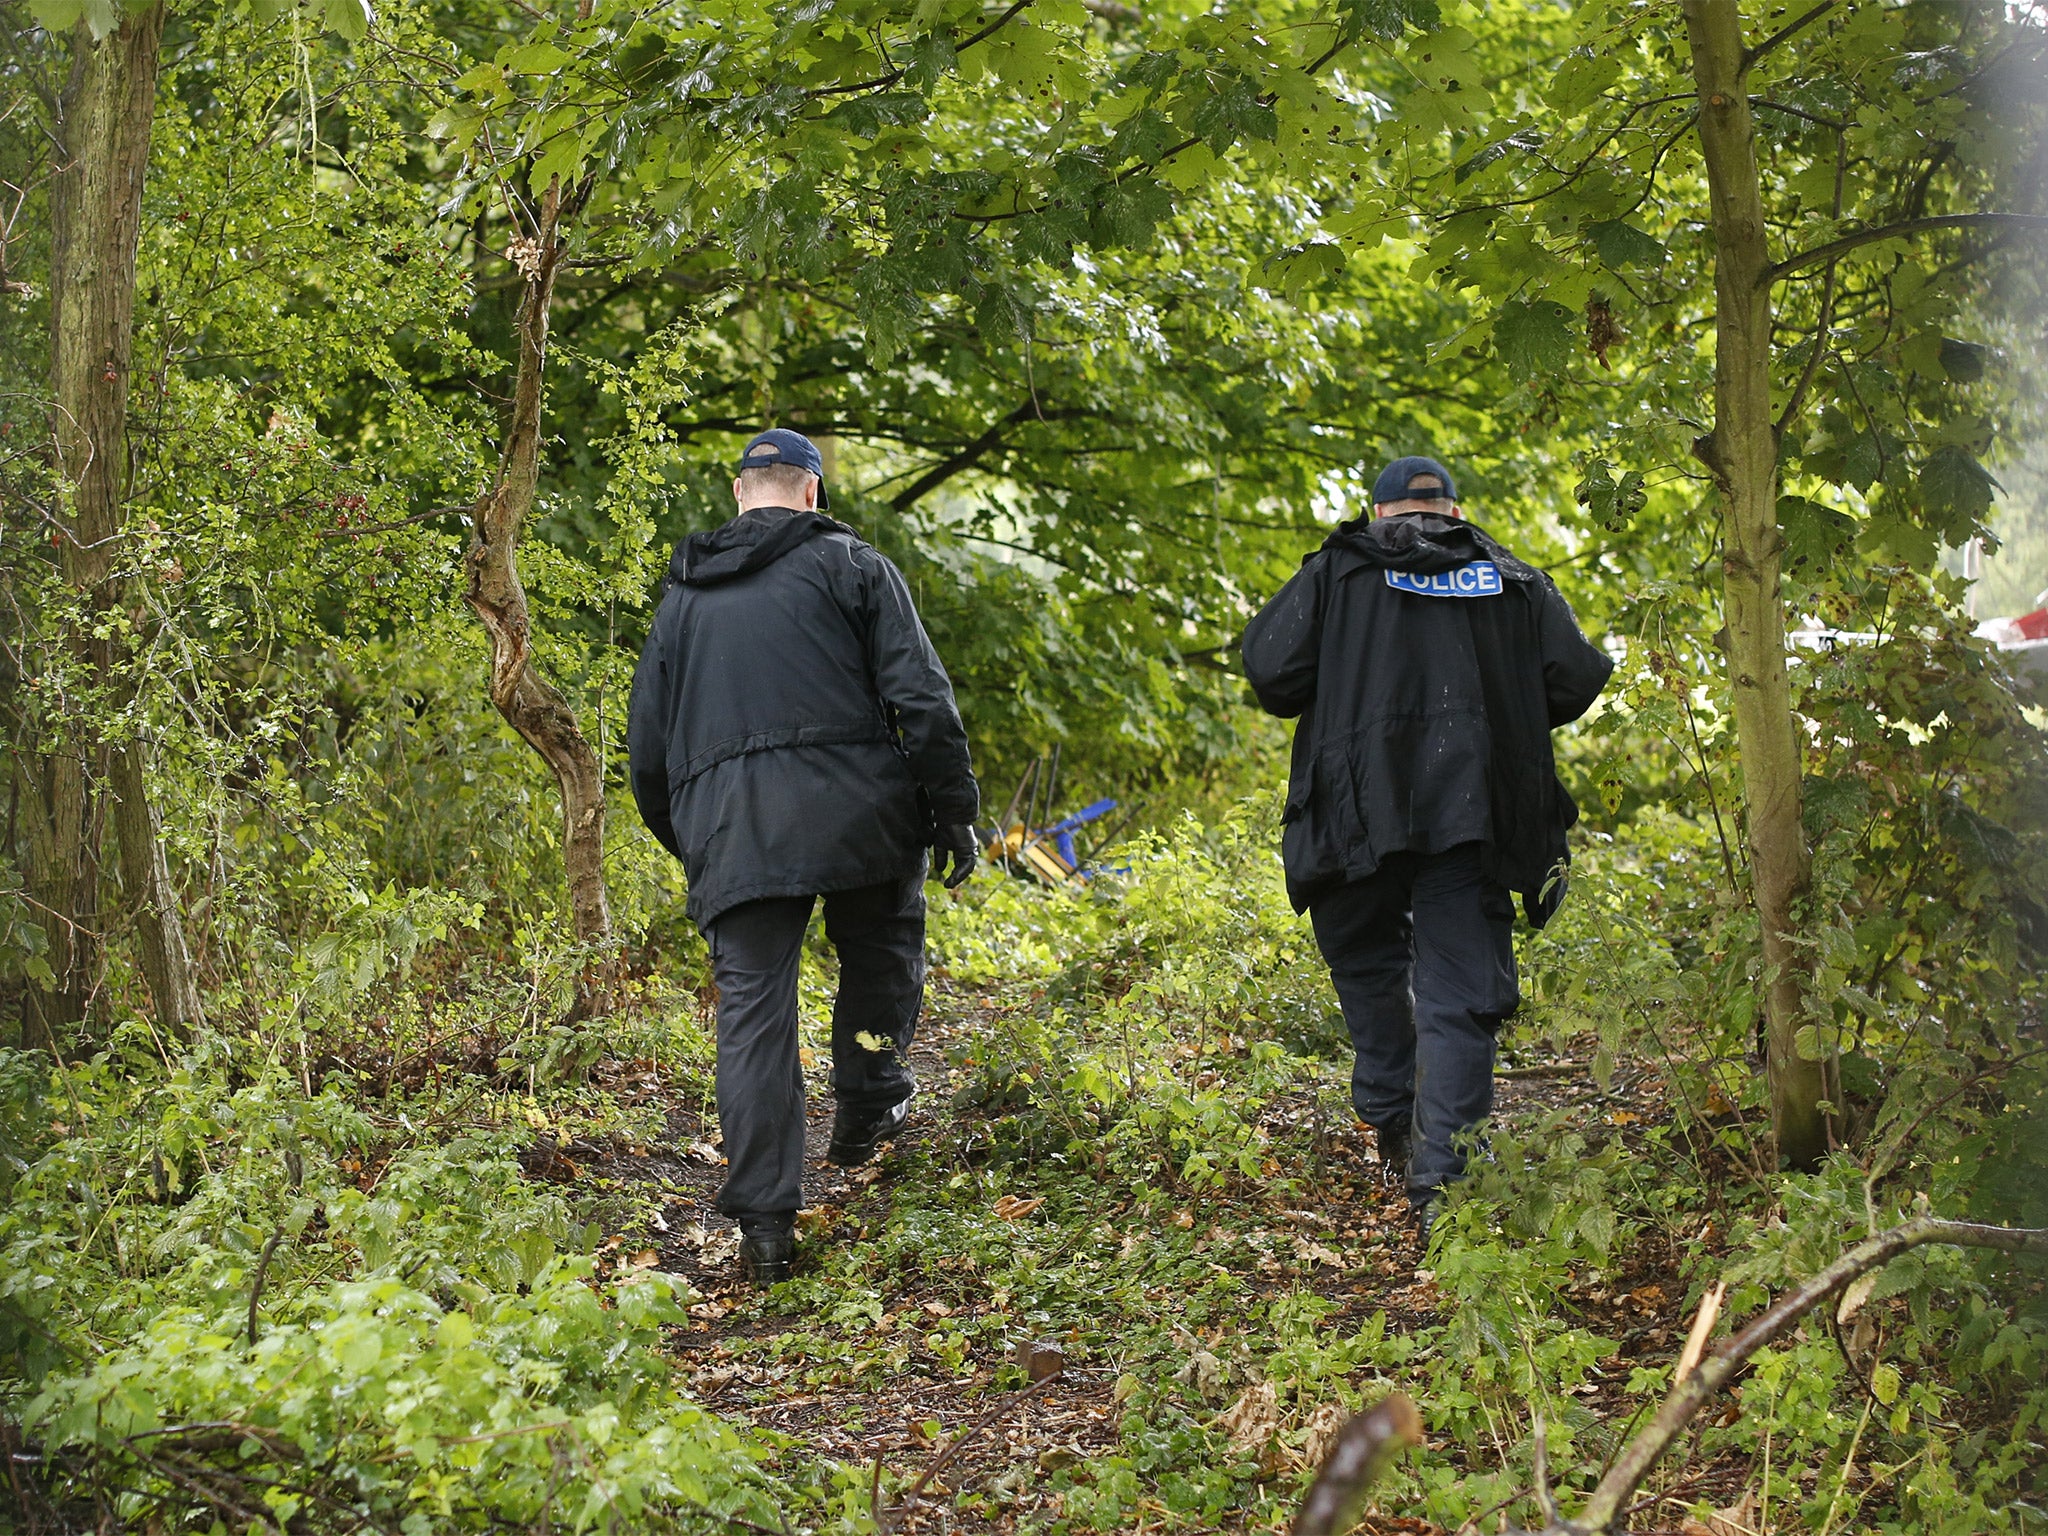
[628,429,981,1285]
[1242,457,1611,1240]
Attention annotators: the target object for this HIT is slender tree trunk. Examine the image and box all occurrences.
[463,179,615,1009]
[30,3,201,1038]
[1683,0,1830,1172]
[18,749,101,1050]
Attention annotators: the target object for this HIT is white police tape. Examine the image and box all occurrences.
[1385,560,1502,598]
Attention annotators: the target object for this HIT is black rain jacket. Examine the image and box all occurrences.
[1240,512,1612,919]
[627,506,980,926]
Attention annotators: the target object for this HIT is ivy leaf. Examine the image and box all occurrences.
[1494,298,1575,375]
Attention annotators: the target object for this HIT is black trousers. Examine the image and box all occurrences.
[700,873,925,1231]
[1308,843,1519,1201]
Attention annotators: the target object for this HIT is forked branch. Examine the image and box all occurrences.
[1289,1218,2046,1536]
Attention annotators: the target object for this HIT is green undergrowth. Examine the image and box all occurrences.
[730,795,2048,1535]
[0,972,772,1531]
[3,796,2044,1533]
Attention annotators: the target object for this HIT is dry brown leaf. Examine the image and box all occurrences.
[1296,1238,1345,1268]
[1679,1490,1759,1536]
[1173,1349,1229,1400]
[1836,1270,1881,1325]
[1016,1339,1065,1381]
[1300,1401,1346,1468]
[1216,1380,1281,1453]
[629,1248,660,1268]
[993,1194,1045,1221]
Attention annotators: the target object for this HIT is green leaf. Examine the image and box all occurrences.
[501,41,577,75]
[1778,495,1856,573]
[25,0,85,30]
[1587,220,1664,271]
[1920,445,1996,532]
[1544,51,1619,115]
[1574,457,1646,532]
[1264,240,1345,299]
[1337,0,1439,44]
[1939,338,1986,383]
[1493,297,1575,375]
[323,0,371,43]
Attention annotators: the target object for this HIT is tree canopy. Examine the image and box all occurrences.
[1,0,2045,1530]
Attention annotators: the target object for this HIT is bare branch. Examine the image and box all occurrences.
[1744,0,1839,72]
[1293,1394,1423,1536]
[1765,213,2048,286]
[311,505,469,539]
[1570,1217,2048,1533]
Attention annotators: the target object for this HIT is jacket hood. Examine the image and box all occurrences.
[670,506,850,587]
[1326,512,1534,580]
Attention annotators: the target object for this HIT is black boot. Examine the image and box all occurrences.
[827,1094,911,1167]
[1375,1118,1413,1183]
[1410,1193,1442,1249]
[739,1227,795,1286]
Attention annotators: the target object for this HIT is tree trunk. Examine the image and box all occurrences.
[463,179,616,1009]
[1682,0,1831,1172]
[32,2,202,1038]
[18,749,101,1051]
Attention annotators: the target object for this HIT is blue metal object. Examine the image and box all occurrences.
[1034,799,1116,876]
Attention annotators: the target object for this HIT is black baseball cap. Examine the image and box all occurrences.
[736,428,829,509]
[1372,455,1457,505]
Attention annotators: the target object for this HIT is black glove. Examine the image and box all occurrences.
[932,824,978,889]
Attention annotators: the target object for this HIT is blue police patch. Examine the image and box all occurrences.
[1385,560,1503,598]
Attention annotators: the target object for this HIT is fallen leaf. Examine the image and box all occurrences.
[922,1299,954,1317]
[1216,1380,1281,1453]
[685,1141,723,1165]
[630,1248,659,1267]
[1016,1339,1065,1381]
[1679,1491,1758,1536]
[1301,1401,1346,1467]
[1174,1349,1229,1400]
[993,1194,1044,1221]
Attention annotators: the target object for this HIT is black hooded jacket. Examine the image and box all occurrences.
[627,506,979,925]
[1241,513,1612,917]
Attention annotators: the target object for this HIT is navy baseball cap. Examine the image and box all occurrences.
[1372,455,1457,505]
[736,428,829,509]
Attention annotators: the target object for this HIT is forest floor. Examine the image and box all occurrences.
[523,980,1735,1536]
